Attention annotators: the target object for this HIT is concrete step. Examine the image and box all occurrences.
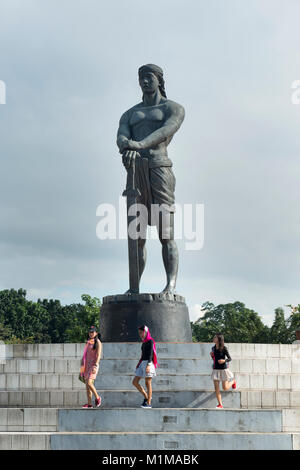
[2,343,84,360]
[1,408,300,433]
[57,408,300,433]
[49,431,300,450]
[0,431,299,450]
[0,358,81,374]
[102,343,300,360]
[97,372,300,391]
[1,358,300,375]
[2,342,300,360]
[1,389,300,409]
[1,372,300,391]
[0,389,240,408]
[0,433,51,450]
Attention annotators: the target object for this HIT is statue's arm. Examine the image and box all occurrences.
[116,111,131,153]
[139,103,185,150]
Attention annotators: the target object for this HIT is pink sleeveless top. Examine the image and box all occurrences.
[81,340,99,381]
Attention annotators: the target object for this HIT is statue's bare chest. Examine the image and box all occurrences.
[129,107,166,128]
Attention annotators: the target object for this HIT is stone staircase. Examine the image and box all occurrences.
[0,342,299,449]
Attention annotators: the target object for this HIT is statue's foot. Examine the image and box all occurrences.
[124,289,139,294]
[160,283,176,295]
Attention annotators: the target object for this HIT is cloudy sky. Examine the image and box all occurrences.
[0,0,300,326]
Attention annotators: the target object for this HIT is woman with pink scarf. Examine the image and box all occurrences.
[132,325,159,408]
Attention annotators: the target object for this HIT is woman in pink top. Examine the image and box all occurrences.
[80,325,102,408]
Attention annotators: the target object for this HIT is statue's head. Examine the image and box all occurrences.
[138,64,167,98]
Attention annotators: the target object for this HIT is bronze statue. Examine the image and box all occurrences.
[117,64,185,295]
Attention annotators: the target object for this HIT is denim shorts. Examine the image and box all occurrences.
[134,360,156,378]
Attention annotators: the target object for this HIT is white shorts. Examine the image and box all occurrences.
[135,360,156,378]
[211,368,234,382]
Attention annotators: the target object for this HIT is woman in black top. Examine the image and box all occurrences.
[132,325,158,409]
[210,333,237,408]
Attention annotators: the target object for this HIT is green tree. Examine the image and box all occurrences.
[64,294,101,343]
[0,322,13,341]
[37,298,64,343]
[0,288,50,342]
[270,307,289,343]
[192,301,270,343]
[0,289,101,343]
[286,304,300,343]
[0,288,28,338]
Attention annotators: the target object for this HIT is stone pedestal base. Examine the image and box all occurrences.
[100,293,192,342]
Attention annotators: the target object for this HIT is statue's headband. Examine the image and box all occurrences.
[138,64,163,78]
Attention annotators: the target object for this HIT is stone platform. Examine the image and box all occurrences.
[100,293,192,342]
[0,408,299,450]
[0,341,299,449]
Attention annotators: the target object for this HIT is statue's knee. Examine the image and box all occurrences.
[160,237,175,247]
[138,239,146,249]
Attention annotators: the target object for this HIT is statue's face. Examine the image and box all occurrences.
[139,72,159,94]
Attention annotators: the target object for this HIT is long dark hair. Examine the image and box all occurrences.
[214,333,225,351]
[87,331,102,350]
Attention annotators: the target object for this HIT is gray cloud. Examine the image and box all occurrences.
[0,0,300,326]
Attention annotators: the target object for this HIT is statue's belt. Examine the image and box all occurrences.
[140,156,173,169]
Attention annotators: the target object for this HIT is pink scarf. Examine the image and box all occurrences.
[142,326,159,368]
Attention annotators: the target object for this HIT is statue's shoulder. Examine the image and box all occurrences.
[164,99,185,119]
[120,102,144,121]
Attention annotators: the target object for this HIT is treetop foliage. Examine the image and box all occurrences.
[0,289,299,344]
[191,301,300,344]
[0,288,100,343]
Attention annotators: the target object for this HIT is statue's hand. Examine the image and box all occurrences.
[122,150,137,170]
[119,138,129,154]
[126,139,143,151]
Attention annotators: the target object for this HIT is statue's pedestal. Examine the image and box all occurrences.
[100,293,192,342]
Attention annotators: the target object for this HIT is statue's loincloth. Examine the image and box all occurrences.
[134,154,176,226]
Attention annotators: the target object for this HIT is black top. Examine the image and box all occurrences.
[211,345,232,370]
[141,339,154,363]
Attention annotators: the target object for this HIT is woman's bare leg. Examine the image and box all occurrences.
[214,380,222,406]
[145,378,152,404]
[85,382,92,405]
[132,376,148,400]
[222,380,234,391]
[87,379,100,400]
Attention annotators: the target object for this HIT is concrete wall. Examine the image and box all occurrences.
[2,342,300,360]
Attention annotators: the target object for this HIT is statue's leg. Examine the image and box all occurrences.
[138,237,147,282]
[124,208,147,294]
[138,208,147,283]
[157,210,178,294]
[124,238,146,294]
